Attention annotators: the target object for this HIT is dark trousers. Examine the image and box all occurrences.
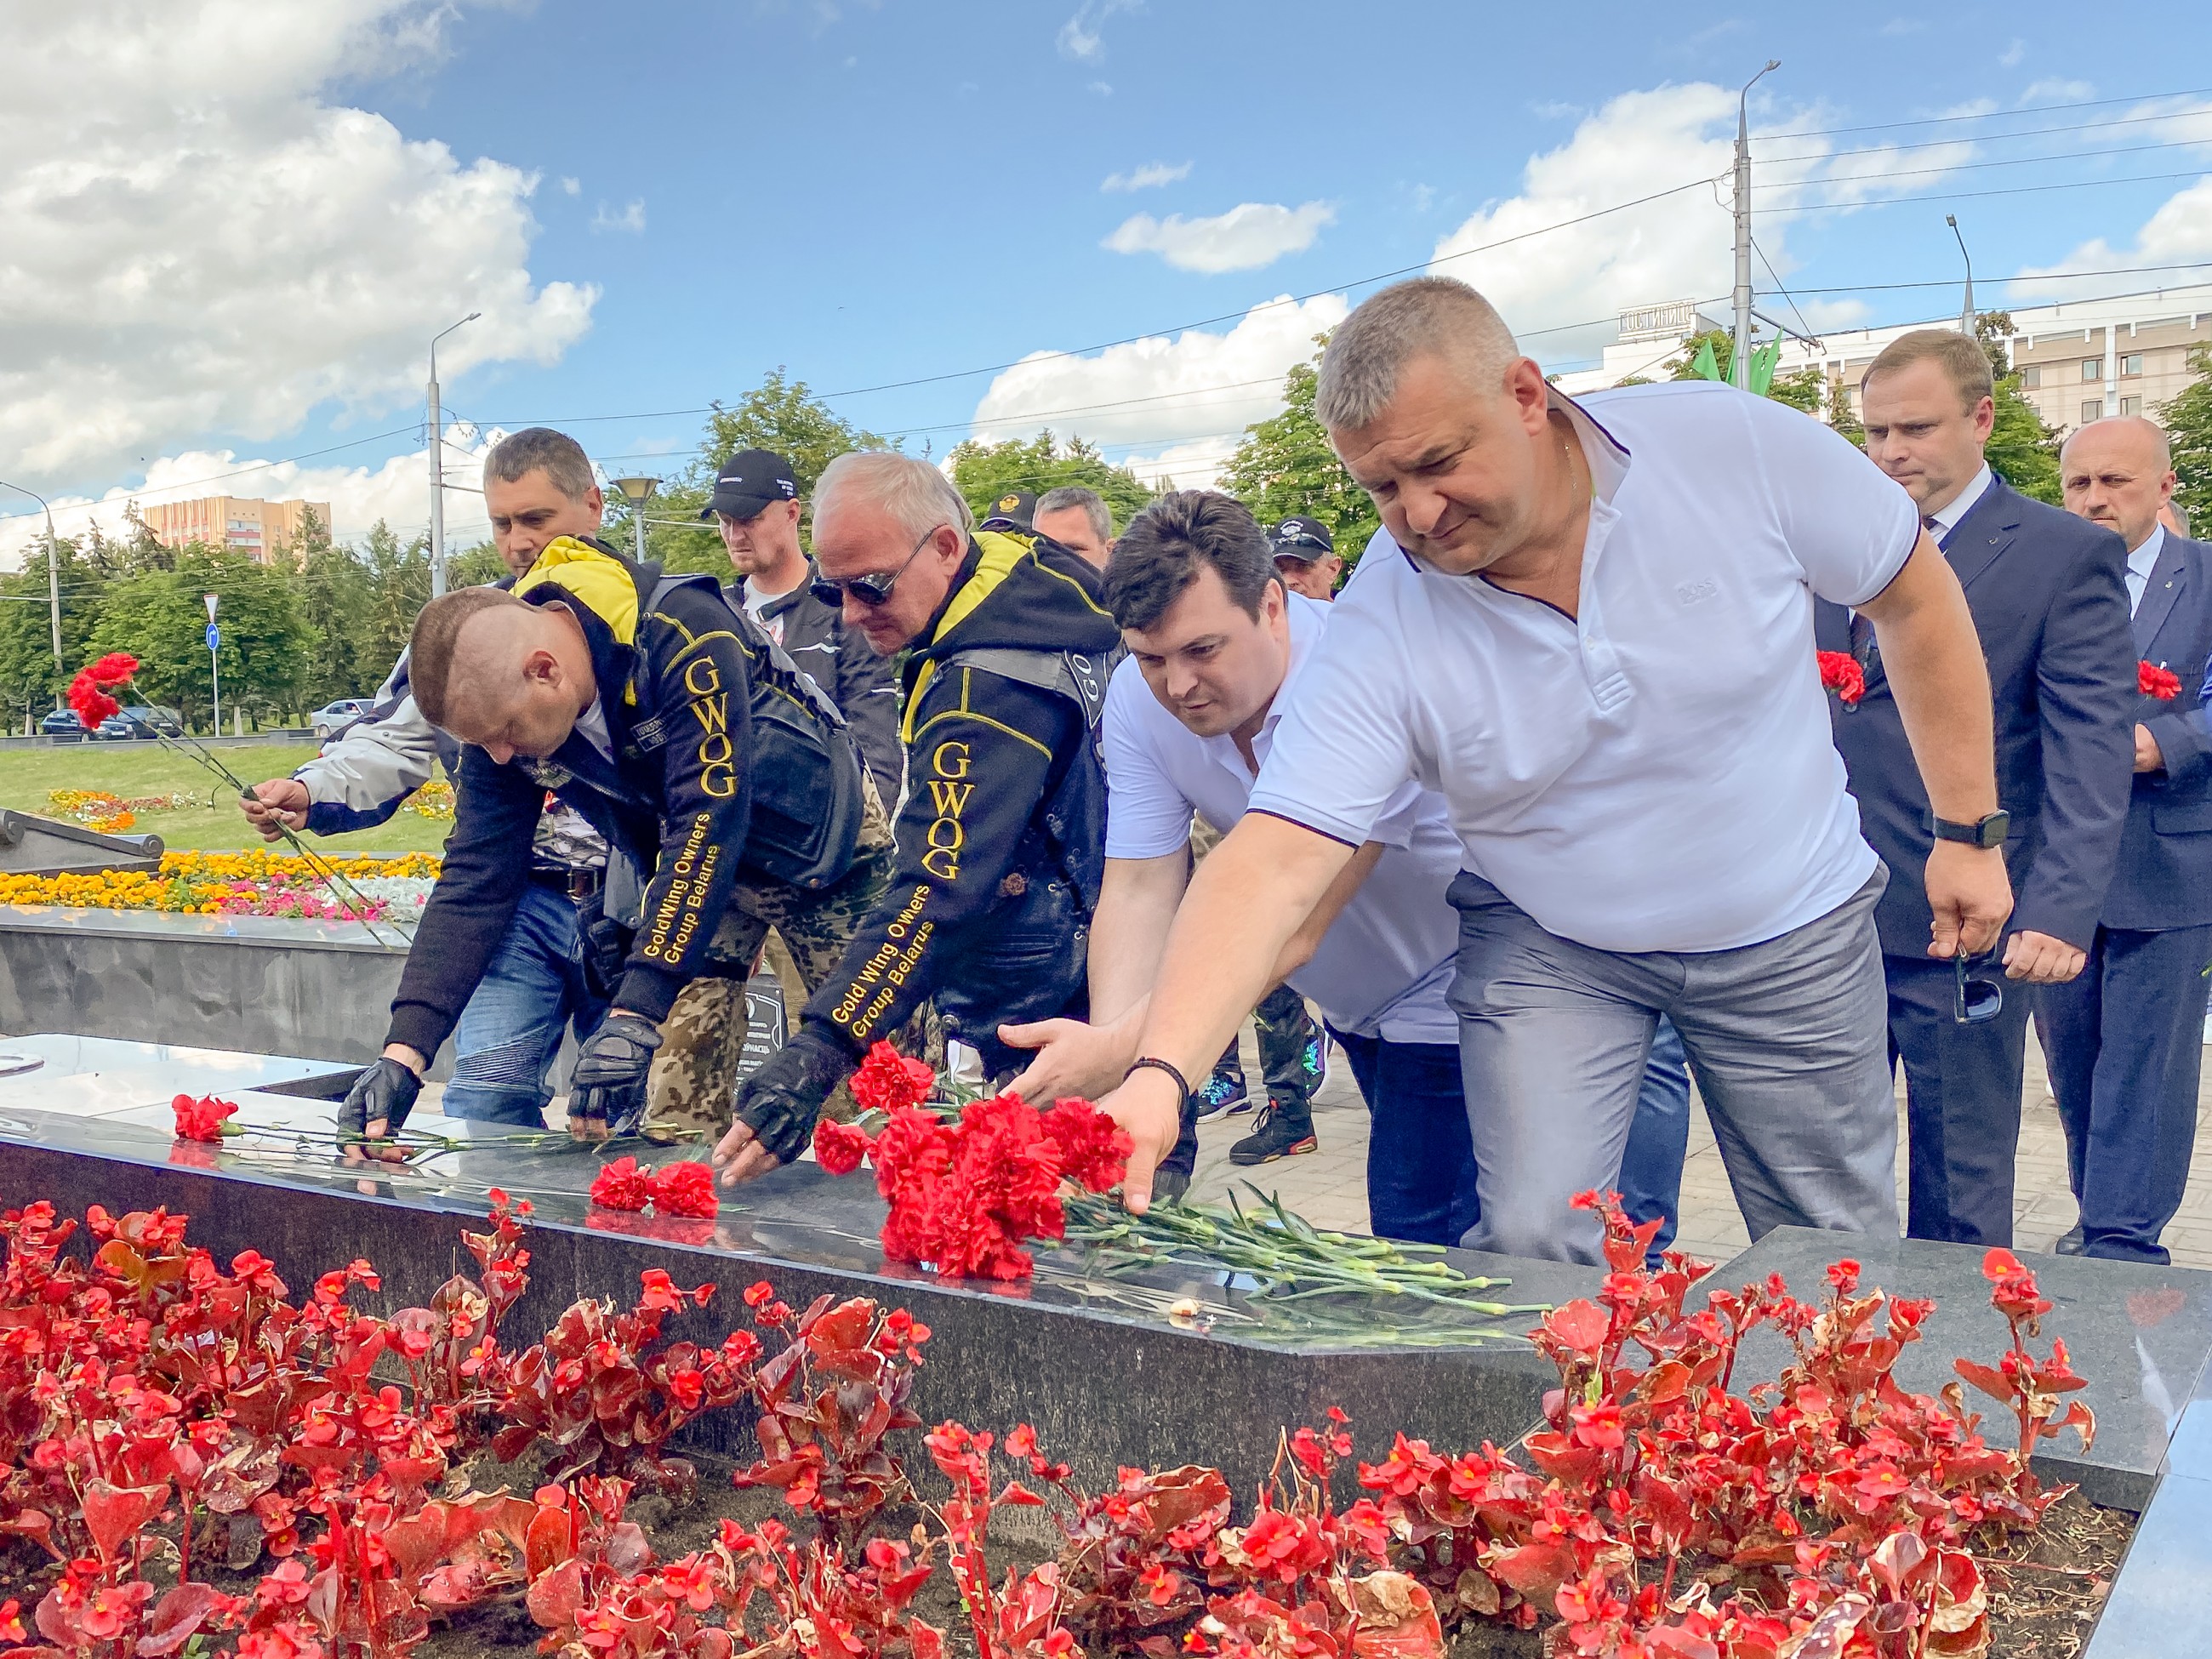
[2038,923,2212,1264]
[1206,983,1323,1118]
[1331,1027,1479,1247]
[1889,952,2030,1246]
[1616,1016,1692,1256]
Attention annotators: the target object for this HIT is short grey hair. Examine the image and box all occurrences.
[2060,414,2173,472]
[815,450,974,543]
[1314,277,1521,431]
[1036,485,1112,544]
[485,426,597,501]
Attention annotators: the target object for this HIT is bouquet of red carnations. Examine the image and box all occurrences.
[813,1042,1131,1280]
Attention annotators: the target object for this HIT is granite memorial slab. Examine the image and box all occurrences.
[0,1033,360,1104]
[0,1081,1600,1500]
[0,810,162,875]
[2084,1328,2212,1657]
[1718,1226,2212,1510]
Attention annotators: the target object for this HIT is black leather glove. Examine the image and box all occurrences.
[732,1027,852,1165]
[339,1057,422,1144]
[567,1013,664,1138]
[573,891,631,1005]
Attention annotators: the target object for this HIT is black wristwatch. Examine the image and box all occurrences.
[1932,810,2010,850]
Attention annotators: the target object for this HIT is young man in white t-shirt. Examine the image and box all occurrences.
[1001,491,1479,1240]
[1090,278,2014,1264]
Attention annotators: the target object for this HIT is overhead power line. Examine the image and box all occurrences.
[1764,105,2212,162]
[1759,84,2212,140]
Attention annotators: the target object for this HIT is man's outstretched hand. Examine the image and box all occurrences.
[241,778,310,842]
[565,1013,663,1141]
[340,1050,425,1166]
[1091,1066,1183,1215]
[999,1010,1139,1107]
[714,1028,849,1188]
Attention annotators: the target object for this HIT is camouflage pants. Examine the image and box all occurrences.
[643,784,935,1140]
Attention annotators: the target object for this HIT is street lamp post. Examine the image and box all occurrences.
[1731,60,1782,391]
[611,477,660,564]
[427,312,481,598]
[0,480,65,686]
[1947,214,1976,338]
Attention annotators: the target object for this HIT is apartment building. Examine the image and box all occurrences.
[138,496,333,566]
[1555,284,2212,438]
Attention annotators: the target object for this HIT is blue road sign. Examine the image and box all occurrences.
[206,624,219,651]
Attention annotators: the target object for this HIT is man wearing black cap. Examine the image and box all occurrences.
[641,448,912,1143]
[979,489,1039,533]
[1268,516,1343,601]
[703,449,902,804]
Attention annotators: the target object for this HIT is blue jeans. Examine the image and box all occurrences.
[443,881,611,1127]
[1330,1027,1480,1247]
[1617,1015,1692,1258]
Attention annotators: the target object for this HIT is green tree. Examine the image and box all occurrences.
[0,536,108,728]
[1217,337,1381,573]
[617,368,897,577]
[88,545,308,730]
[2159,342,2212,533]
[446,539,509,588]
[947,431,1155,530]
[291,510,377,706]
[1985,375,2062,504]
[1825,377,1864,446]
[358,521,430,680]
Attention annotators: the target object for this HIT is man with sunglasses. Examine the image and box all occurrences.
[712,451,1122,1185]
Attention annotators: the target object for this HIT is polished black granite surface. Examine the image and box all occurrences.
[0,1088,1599,1497]
[1720,1227,2212,1510]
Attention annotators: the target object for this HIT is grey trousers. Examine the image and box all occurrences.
[1446,866,1898,1264]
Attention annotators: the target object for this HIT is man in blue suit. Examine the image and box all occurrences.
[1817,329,2135,1246]
[2039,416,2212,1263]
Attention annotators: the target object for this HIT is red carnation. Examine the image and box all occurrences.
[1817,649,1865,707]
[67,670,121,730]
[88,652,139,687]
[171,1092,237,1143]
[589,1156,653,1212]
[848,1040,937,1115]
[2140,659,2182,700]
[648,1160,718,1219]
[813,1118,874,1177]
[1039,1097,1132,1192]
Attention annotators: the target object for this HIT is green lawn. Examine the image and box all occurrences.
[0,741,453,854]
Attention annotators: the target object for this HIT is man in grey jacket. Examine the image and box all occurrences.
[242,427,617,1130]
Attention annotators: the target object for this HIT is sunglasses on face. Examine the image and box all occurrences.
[1953,951,2004,1023]
[809,524,944,610]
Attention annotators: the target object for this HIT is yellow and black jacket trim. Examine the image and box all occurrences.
[388,537,859,1057]
[802,532,1121,1063]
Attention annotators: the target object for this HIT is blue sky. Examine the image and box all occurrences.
[5,0,2209,555]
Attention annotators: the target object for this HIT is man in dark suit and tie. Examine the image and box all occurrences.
[2039,416,2212,1263]
[1817,328,2136,1246]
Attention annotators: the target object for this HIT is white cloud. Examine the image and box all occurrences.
[1088,80,1114,97]
[590,198,647,235]
[1103,161,1192,192]
[0,427,500,568]
[1423,83,1976,367]
[2000,38,2027,67]
[2011,176,2212,289]
[560,175,581,196]
[966,294,1350,463]
[1104,202,1335,274]
[1057,0,1137,60]
[0,0,596,492]
[1410,184,1436,214]
[2023,77,2095,102]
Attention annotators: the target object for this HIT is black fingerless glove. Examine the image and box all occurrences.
[733,1026,852,1165]
[568,1013,664,1137]
[339,1057,423,1143]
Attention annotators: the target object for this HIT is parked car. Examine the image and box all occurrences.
[310,698,374,741]
[95,704,185,741]
[37,710,89,743]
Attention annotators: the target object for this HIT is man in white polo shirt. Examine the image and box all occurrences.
[1000,489,1478,1242]
[1092,277,2013,1263]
